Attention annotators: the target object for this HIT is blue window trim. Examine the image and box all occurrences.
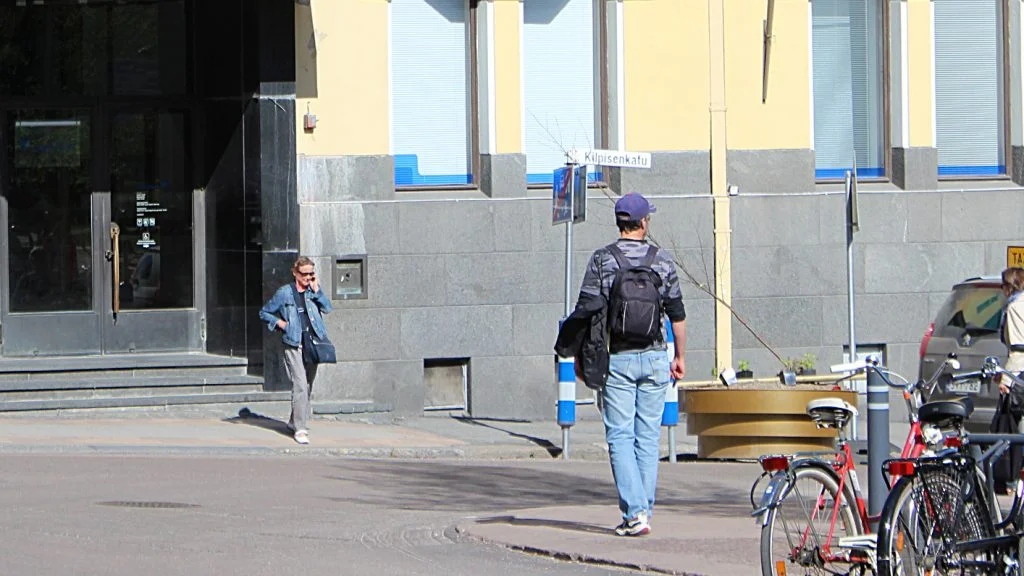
[938,165,1005,176]
[527,172,603,185]
[394,154,472,186]
[815,167,885,179]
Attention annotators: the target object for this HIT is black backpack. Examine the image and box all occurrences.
[607,244,663,351]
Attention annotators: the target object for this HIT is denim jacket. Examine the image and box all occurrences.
[259,283,333,347]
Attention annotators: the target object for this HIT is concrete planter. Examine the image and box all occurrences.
[681,387,858,459]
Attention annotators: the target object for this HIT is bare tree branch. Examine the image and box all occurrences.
[595,186,785,366]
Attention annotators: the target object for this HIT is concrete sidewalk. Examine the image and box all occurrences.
[0,407,657,459]
[0,408,764,575]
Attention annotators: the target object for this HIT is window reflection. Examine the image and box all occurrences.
[6,110,93,312]
[0,2,185,98]
[111,111,193,310]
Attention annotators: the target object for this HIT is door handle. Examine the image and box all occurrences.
[110,222,120,321]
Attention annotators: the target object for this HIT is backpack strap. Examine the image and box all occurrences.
[641,245,659,268]
[606,243,630,270]
[608,243,659,270]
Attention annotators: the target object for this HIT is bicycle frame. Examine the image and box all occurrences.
[752,362,954,569]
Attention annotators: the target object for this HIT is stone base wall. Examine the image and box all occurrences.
[283,151,1024,420]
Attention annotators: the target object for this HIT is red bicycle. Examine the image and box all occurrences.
[750,356,969,576]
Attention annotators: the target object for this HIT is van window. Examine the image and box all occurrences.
[933,285,1005,337]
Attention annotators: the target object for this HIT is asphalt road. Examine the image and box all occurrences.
[0,453,724,576]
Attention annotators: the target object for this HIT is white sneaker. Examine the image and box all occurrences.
[294,430,309,445]
[614,510,650,536]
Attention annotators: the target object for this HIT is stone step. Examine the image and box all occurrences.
[0,375,265,394]
[0,352,248,374]
[0,380,265,402]
[0,391,290,413]
[0,352,272,414]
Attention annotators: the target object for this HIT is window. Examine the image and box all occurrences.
[934,0,1005,176]
[523,0,600,185]
[391,0,476,187]
[812,0,886,179]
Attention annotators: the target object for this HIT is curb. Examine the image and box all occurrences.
[453,523,693,576]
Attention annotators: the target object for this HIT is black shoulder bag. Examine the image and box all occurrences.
[290,286,337,364]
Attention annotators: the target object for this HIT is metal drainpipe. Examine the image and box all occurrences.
[709,0,732,372]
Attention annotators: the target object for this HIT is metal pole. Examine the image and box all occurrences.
[662,319,679,463]
[867,367,889,520]
[559,165,577,460]
[845,171,858,441]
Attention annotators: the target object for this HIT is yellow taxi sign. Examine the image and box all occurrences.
[1009,246,1024,268]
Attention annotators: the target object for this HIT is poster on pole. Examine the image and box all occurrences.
[572,164,587,224]
[552,166,572,225]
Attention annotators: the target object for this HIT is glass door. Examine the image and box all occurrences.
[100,107,202,353]
[1,108,102,355]
[0,107,203,356]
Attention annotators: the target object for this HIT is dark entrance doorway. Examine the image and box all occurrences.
[0,0,203,356]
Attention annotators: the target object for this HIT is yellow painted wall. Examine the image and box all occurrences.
[725,0,811,150]
[907,0,935,147]
[296,0,390,156]
[623,0,710,152]
[493,0,523,154]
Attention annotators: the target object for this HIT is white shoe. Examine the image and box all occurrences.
[294,430,309,445]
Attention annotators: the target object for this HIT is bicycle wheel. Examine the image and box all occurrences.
[876,463,993,576]
[760,464,861,576]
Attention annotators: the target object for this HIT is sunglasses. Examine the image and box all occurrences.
[297,271,316,277]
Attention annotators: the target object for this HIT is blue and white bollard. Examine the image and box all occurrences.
[662,319,679,462]
[557,354,576,460]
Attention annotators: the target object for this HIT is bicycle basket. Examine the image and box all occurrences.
[910,455,991,544]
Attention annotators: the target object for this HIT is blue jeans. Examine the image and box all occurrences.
[602,349,670,521]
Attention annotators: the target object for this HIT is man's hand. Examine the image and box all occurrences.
[671,357,686,380]
[997,373,1012,395]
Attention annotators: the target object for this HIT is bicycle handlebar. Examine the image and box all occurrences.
[829,356,881,374]
[981,357,1024,387]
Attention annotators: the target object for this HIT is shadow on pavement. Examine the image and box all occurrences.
[222,407,292,439]
[451,416,562,458]
[475,515,611,536]
[324,459,755,519]
[326,460,611,512]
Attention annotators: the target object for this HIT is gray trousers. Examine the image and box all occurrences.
[283,345,318,432]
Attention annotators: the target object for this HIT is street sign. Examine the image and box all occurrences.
[551,166,587,225]
[573,164,587,224]
[1008,246,1024,268]
[568,148,651,169]
[552,167,572,225]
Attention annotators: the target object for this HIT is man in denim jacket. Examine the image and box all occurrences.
[259,256,333,444]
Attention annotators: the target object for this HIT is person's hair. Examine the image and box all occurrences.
[1003,267,1024,293]
[616,215,644,233]
[292,256,315,273]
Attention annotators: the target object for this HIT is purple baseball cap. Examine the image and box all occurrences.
[614,193,657,221]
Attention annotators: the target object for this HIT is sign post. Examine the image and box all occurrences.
[554,165,577,460]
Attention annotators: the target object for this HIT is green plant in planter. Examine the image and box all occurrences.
[797,353,817,375]
[736,360,753,379]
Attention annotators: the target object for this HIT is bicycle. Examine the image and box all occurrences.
[875,357,1024,576]
[752,355,970,576]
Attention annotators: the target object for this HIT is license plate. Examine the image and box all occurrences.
[948,379,981,394]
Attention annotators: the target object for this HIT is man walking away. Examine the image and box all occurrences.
[575,192,686,536]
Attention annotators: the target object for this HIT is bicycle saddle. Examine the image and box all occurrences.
[806,397,858,430]
[918,399,973,427]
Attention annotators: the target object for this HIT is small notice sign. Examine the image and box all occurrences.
[568,149,652,169]
[1008,246,1024,268]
